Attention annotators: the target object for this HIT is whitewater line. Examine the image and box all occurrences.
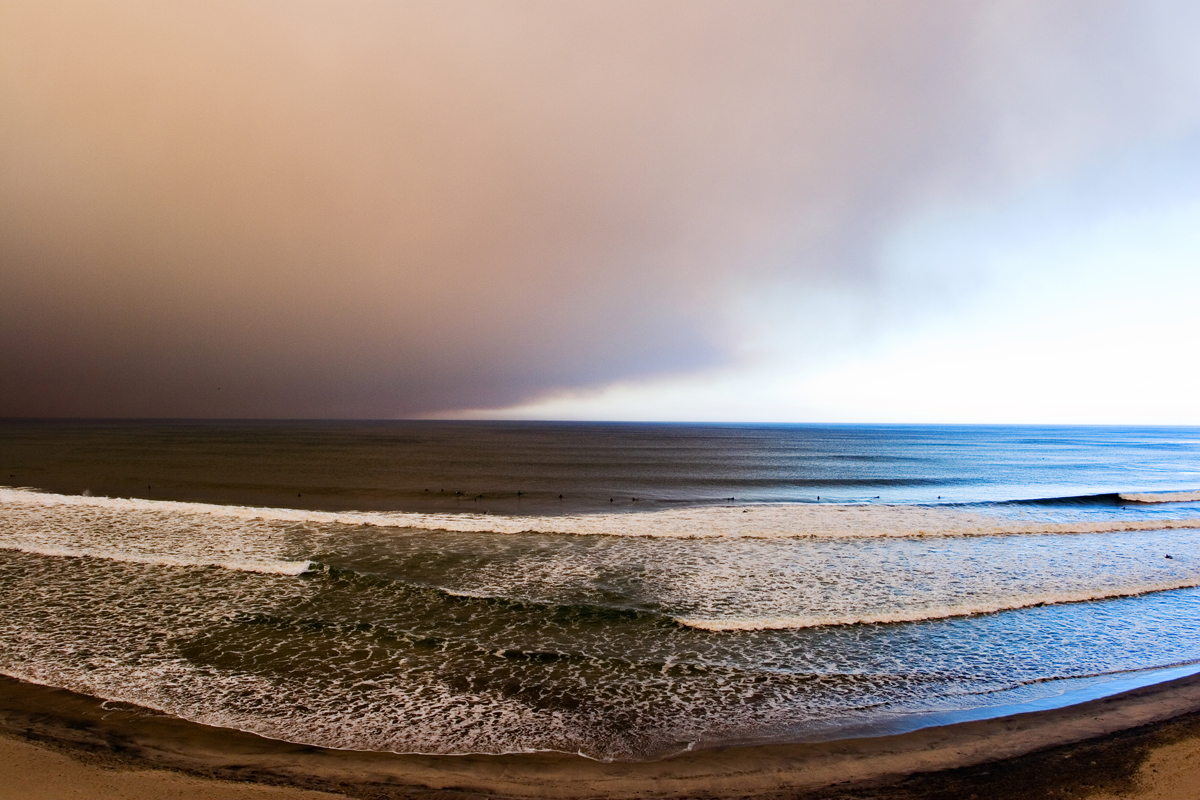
[2,487,1199,540]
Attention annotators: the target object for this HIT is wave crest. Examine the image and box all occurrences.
[4,486,1200,540]
[674,578,1200,631]
[1119,491,1200,504]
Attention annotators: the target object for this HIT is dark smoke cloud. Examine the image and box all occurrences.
[2,1,1197,417]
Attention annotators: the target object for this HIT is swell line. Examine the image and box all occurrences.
[674,578,1200,631]
[306,563,1200,634]
[4,486,1200,540]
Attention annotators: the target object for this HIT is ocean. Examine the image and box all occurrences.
[1,420,1199,761]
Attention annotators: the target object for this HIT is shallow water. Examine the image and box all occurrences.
[1,421,1199,760]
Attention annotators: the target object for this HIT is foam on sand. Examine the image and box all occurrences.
[3,670,1200,797]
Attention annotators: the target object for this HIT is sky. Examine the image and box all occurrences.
[2,0,1199,423]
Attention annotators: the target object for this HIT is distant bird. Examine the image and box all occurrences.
[1166,554,1174,559]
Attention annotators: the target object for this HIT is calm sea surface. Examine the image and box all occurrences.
[2,420,1199,760]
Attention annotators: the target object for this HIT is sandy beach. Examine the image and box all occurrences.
[2,673,1200,800]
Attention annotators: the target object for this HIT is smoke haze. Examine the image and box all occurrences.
[3,1,1198,417]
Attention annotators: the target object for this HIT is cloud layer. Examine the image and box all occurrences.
[3,1,1198,417]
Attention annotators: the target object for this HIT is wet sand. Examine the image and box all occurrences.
[3,673,1200,799]
[0,733,347,800]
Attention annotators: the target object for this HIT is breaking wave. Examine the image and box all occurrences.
[3,486,1200,541]
[674,577,1200,631]
[1119,491,1200,504]
[318,562,1200,633]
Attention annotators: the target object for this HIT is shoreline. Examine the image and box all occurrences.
[4,672,1200,798]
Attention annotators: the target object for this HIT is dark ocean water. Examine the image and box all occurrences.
[4,419,1200,512]
[1,420,1199,760]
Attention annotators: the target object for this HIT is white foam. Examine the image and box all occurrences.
[0,487,315,577]
[0,540,311,575]
[4,485,1200,761]
[674,577,1200,631]
[1119,491,1200,504]
[3,487,1200,540]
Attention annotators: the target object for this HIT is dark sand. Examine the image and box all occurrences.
[3,673,1200,799]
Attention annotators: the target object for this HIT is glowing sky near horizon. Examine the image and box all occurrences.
[2,1,1199,422]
